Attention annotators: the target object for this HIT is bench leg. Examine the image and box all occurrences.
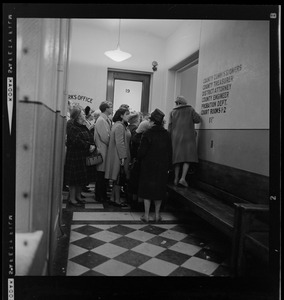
[231,204,249,277]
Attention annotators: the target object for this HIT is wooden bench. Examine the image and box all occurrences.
[167,183,269,276]
[232,203,269,276]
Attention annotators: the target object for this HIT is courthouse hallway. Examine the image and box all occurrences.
[51,183,233,277]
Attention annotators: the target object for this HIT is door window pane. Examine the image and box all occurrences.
[113,79,142,112]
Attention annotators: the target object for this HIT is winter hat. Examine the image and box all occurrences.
[128,113,139,125]
[136,120,151,133]
[175,95,187,105]
[70,107,81,120]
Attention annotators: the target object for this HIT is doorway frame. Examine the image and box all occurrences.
[106,68,151,113]
[169,50,199,107]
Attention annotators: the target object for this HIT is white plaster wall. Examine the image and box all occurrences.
[68,20,168,113]
[196,20,269,130]
[165,20,202,68]
[164,20,202,122]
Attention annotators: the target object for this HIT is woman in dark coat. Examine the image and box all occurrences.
[138,109,172,222]
[128,120,151,205]
[168,95,202,187]
[64,107,96,207]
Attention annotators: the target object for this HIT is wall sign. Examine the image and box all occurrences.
[68,94,93,104]
[200,64,242,120]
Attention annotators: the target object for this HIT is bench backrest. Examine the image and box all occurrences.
[189,159,269,206]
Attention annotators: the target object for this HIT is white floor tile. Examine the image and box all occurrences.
[71,224,85,230]
[91,224,116,230]
[85,198,98,203]
[130,212,147,221]
[182,257,219,275]
[90,231,122,242]
[132,242,165,257]
[160,212,179,221]
[159,230,188,241]
[66,261,89,276]
[169,241,201,256]
[123,224,147,230]
[91,243,127,258]
[130,212,178,221]
[93,259,135,276]
[125,230,156,242]
[153,224,176,229]
[81,192,94,196]
[68,244,88,259]
[138,258,178,276]
[69,231,86,242]
[85,203,104,209]
[73,212,135,221]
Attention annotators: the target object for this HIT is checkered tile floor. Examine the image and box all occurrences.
[58,184,232,277]
[67,223,231,276]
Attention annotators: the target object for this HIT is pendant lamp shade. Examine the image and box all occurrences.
[104,20,131,62]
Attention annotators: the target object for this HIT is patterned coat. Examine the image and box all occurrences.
[104,121,131,181]
[168,105,201,164]
[128,131,143,194]
[94,113,112,172]
[64,120,95,186]
[137,125,172,201]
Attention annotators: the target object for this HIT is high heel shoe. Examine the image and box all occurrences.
[76,198,86,204]
[68,201,83,207]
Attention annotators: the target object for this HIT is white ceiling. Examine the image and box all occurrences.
[74,19,192,39]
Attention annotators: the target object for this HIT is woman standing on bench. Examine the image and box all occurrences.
[168,96,202,187]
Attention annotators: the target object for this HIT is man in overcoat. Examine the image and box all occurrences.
[94,101,113,202]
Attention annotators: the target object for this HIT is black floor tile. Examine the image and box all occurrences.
[139,224,167,235]
[193,248,226,264]
[114,250,151,267]
[73,224,103,235]
[211,265,231,277]
[180,234,205,247]
[70,251,109,269]
[81,270,106,276]
[110,236,142,249]
[169,266,207,276]
[72,236,105,250]
[155,249,191,265]
[107,225,136,235]
[125,268,158,276]
[170,224,194,234]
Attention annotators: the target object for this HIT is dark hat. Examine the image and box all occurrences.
[84,106,91,116]
[150,108,165,124]
[70,107,81,120]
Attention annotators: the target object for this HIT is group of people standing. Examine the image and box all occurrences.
[64,95,201,222]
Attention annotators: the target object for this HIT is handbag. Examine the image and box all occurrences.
[86,149,103,166]
[116,165,127,187]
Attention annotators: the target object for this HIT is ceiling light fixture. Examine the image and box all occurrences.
[104,19,131,62]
